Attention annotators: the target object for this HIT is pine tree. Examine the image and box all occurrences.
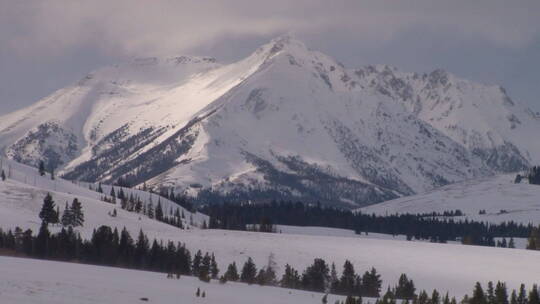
[210,253,219,279]
[527,228,540,250]
[517,284,527,304]
[61,202,73,227]
[155,200,163,221]
[361,267,382,297]
[330,263,339,294]
[240,257,257,284]
[495,282,509,304]
[339,260,357,295]
[1,169,5,181]
[192,250,203,276]
[508,238,515,249]
[256,269,267,285]
[135,199,142,213]
[281,264,301,289]
[38,160,46,176]
[71,198,84,227]
[396,274,416,300]
[35,221,50,257]
[147,202,154,219]
[224,262,240,282]
[432,289,441,304]
[470,282,488,304]
[418,290,430,304]
[529,285,540,304]
[199,253,211,282]
[196,287,200,297]
[510,291,518,304]
[39,193,58,225]
[301,258,329,292]
[487,282,496,304]
[135,229,149,268]
[97,183,103,193]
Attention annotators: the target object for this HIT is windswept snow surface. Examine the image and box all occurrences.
[0,256,346,304]
[359,174,540,225]
[2,35,539,206]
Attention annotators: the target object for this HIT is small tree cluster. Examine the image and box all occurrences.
[61,198,85,227]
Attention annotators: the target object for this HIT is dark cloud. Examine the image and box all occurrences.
[1,0,539,114]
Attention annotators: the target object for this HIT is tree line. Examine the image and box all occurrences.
[201,201,533,246]
[1,223,539,304]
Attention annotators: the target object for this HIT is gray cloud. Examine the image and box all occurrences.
[1,0,539,113]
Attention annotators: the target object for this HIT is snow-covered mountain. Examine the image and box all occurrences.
[1,35,539,207]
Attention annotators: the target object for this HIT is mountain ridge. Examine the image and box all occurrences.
[1,36,538,207]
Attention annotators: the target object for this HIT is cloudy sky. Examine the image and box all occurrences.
[1,0,539,115]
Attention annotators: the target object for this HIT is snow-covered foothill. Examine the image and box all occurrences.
[360,174,540,225]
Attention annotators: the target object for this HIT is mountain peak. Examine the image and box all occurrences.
[253,34,310,61]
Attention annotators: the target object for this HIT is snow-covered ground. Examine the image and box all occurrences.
[0,158,207,237]
[0,256,345,304]
[1,159,540,299]
[360,174,540,225]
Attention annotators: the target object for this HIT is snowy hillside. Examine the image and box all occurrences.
[359,174,540,225]
[0,157,207,235]
[0,160,540,303]
[1,159,540,298]
[1,35,539,206]
[0,256,346,304]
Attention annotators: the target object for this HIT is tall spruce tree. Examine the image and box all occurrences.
[71,198,84,227]
[240,257,257,284]
[470,282,488,304]
[224,262,239,281]
[199,253,211,282]
[61,202,73,227]
[301,258,329,292]
[529,285,540,304]
[510,291,518,304]
[517,284,528,304]
[396,273,416,300]
[155,201,163,221]
[339,260,357,295]
[38,160,46,176]
[35,221,50,257]
[147,202,154,219]
[361,267,382,297]
[39,193,58,225]
[281,264,301,289]
[495,282,509,304]
[210,253,219,279]
[192,250,203,276]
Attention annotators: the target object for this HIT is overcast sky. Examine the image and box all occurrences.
[1,0,539,115]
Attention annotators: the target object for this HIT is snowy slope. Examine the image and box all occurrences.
[359,174,540,225]
[0,157,207,235]
[1,158,540,297]
[1,36,539,206]
[0,256,346,304]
